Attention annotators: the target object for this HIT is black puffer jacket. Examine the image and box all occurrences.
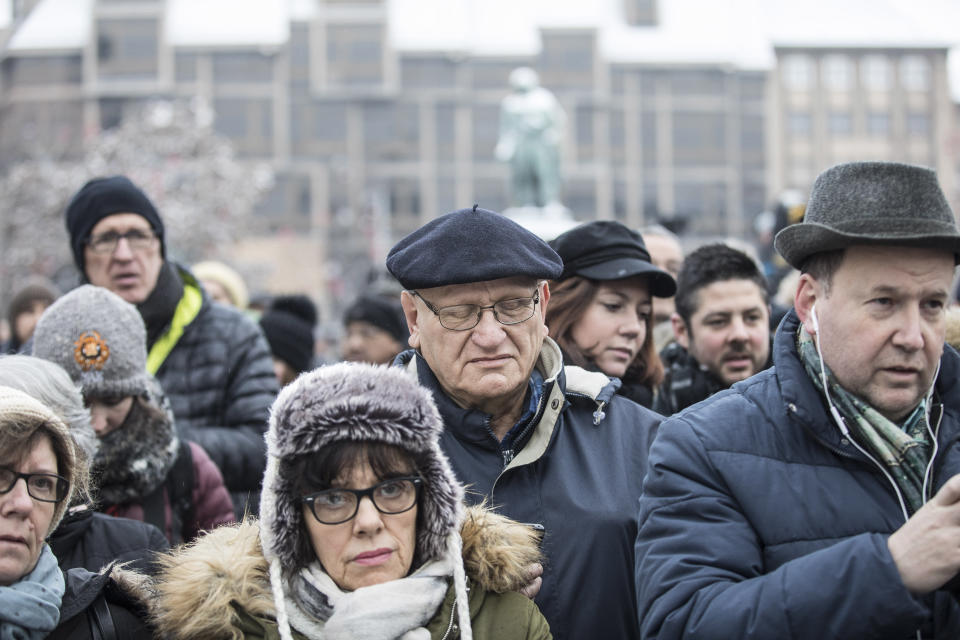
[154,268,278,516]
[49,507,169,575]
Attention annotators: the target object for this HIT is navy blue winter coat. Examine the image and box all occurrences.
[636,309,960,639]
[399,338,660,640]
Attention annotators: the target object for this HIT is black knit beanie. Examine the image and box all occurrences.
[65,176,166,273]
[343,294,409,343]
[259,295,317,374]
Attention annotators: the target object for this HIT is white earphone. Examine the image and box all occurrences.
[810,303,819,334]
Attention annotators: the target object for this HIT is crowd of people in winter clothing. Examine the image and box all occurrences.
[4,159,960,639]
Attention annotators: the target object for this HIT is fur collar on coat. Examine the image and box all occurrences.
[149,505,542,640]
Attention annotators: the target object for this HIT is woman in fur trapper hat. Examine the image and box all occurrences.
[150,362,552,640]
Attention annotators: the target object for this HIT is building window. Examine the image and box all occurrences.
[822,55,853,91]
[364,102,419,162]
[788,112,811,137]
[213,98,273,155]
[672,112,725,166]
[907,112,929,135]
[900,55,931,92]
[828,112,852,135]
[325,24,384,87]
[867,112,890,136]
[97,19,158,79]
[213,52,273,84]
[781,55,814,91]
[861,55,891,91]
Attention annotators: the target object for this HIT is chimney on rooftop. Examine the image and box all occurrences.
[624,0,658,27]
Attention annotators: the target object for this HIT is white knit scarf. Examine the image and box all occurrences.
[281,555,452,640]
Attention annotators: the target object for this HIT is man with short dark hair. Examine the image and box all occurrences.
[387,206,660,639]
[653,243,771,415]
[62,175,278,516]
[636,161,960,638]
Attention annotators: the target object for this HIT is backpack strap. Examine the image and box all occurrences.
[87,591,117,640]
[165,439,196,543]
[141,483,167,542]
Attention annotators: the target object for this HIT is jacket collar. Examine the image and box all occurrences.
[396,338,565,452]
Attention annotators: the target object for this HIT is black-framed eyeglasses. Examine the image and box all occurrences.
[302,476,423,525]
[411,289,540,331]
[85,229,158,254]
[0,468,69,503]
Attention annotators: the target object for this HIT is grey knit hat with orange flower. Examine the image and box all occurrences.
[0,386,79,532]
[31,285,150,399]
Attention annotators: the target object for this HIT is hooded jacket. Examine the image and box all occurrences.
[636,309,960,639]
[397,337,660,640]
[150,507,551,640]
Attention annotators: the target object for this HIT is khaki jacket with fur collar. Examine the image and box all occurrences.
[151,505,551,640]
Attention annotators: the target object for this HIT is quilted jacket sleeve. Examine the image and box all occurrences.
[635,417,930,640]
[160,302,278,497]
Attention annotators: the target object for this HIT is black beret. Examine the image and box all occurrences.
[65,175,166,272]
[386,206,563,289]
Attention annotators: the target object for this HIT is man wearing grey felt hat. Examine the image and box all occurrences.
[636,161,960,638]
[387,205,662,640]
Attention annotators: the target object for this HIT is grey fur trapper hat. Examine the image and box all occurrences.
[259,361,465,576]
[775,161,960,269]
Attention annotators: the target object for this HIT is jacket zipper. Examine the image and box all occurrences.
[489,381,553,498]
[440,597,457,640]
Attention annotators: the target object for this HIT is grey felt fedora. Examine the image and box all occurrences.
[774,161,960,269]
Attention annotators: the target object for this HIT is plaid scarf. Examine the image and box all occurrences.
[797,327,933,514]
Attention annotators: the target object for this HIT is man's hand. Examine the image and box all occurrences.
[888,473,960,594]
[519,562,543,599]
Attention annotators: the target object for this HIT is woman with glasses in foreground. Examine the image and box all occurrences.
[151,362,551,640]
[0,386,153,639]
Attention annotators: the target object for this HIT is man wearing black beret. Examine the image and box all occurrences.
[387,206,661,639]
[62,175,278,518]
[636,162,960,638]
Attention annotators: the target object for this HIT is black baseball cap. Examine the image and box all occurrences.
[549,220,677,297]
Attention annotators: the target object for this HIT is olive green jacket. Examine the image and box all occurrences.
[151,507,551,640]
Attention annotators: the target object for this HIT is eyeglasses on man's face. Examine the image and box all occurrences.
[85,229,158,254]
[411,289,540,331]
[0,467,69,503]
[301,476,423,525]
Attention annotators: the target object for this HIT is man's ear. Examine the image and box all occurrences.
[671,312,689,349]
[537,280,552,337]
[794,274,819,336]
[539,281,551,318]
[399,291,421,349]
